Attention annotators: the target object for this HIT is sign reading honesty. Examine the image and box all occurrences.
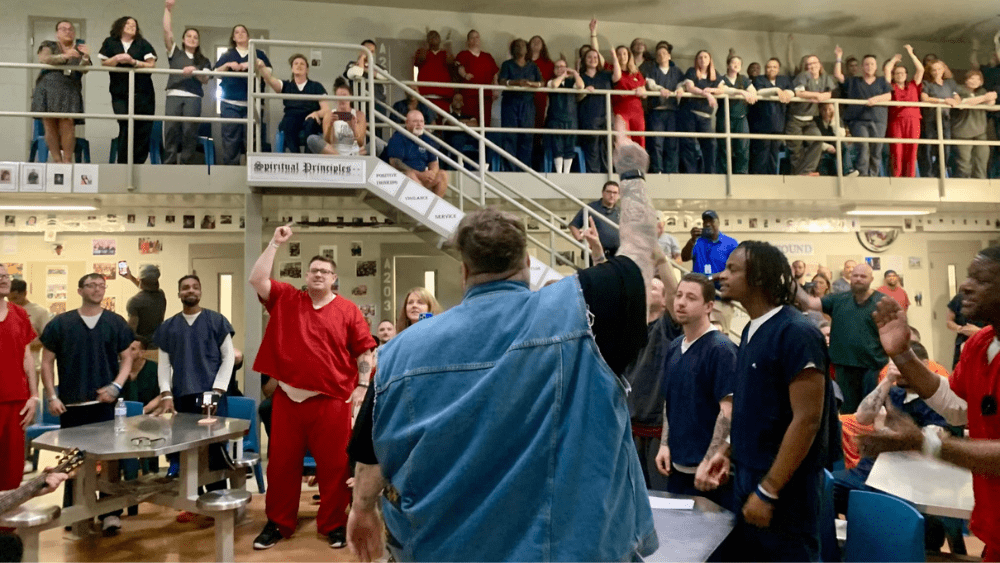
[247,154,366,184]
[397,181,435,215]
[368,161,406,197]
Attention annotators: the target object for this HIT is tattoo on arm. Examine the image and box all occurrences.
[389,157,412,173]
[703,411,731,461]
[358,360,371,377]
[660,403,669,446]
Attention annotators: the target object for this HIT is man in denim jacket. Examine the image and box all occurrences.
[347,127,663,561]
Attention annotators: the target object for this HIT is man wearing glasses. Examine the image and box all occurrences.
[40,273,134,536]
[0,265,40,499]
[249,225,376,550]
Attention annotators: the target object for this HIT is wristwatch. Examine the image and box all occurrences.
[619,169,645,181]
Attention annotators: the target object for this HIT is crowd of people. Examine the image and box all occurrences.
[3,125,1000,562]
[26,11,1000,181]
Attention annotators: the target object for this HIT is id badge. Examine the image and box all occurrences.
[704,264,712,275]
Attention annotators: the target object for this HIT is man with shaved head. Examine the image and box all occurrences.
[795,262,886,412]
[831,259,857,294]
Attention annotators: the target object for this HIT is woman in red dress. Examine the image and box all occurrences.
[886,45,925,177]
[455,30,499,125]
[414,30,453,113]
[610,45,647,146]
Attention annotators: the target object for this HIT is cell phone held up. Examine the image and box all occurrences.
[334,111,354,122]
[117,261,128,276]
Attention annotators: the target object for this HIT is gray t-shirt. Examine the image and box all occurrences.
[126,289,167,344]
[951,86,988,139]
[921,79,960,122]
[789,72,838,119]
[658,233,681,258]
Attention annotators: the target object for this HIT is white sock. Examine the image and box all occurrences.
[562,158,574,173]
[553,157,563,173]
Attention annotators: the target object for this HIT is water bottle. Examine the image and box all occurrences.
[114,398,127,433]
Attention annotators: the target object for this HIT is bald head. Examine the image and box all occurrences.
[850,263,874,294]
[404,110,426,135]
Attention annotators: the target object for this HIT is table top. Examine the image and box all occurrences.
[31,413,249,460]
[646,491,735,562]
[865,451,974,519]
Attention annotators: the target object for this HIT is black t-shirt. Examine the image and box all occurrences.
[348,255,647,465]
[126,289,167,344]
[98,36,158,99]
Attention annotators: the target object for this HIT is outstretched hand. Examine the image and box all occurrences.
[856,407,924,458]
[872,298,911,357]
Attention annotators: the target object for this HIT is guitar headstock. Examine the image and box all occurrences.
[51,448,85,474]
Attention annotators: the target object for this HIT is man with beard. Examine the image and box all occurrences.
[151,275,235,492]
[384,110,448,197]
[40,273,134,536]
[859,245,1000,562]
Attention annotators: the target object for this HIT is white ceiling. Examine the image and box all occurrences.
[299,0,1000,42]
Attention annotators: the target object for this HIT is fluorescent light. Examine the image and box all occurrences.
[842,205,935,216]
[0,205,98,211]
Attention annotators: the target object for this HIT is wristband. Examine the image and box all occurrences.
[754,485,778,505]
[269,241,280,249]
[836,59,842,63]
[922,426,943,458]
[358,383,369,388]
[161,393,173,400]
[619,169,645,181]
[111,382,122,391]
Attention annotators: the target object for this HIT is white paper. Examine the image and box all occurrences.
[368,161,406,197]
[0,162,19,192]
[46,163,73,193]
[397,181,435,215]
[648,496,695,510]
[20,163,45,192]
[425,198,463,234]
[74,164,99,193]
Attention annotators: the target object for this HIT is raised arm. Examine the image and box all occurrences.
[907,45,924,84]
[611,117,658,295]
[589,19,606,68]
[833,45,845,83]
[793,282,823,311]
[883,54,900,83]
[610,47,622,83]
[249,224,293,301]
[163,0,176,52]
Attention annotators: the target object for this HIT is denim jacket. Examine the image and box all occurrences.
[373,277,658,561]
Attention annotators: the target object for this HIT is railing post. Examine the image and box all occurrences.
[549,212,556,268]
[936,105,946,197]
[248,45,257,156]
[367,49,376,154]
[834,100,844,198]
[605,92,614,177]
[127,68,135,190]
[723,95,732,197]
[582,206,591,265]
[479,87,486,207]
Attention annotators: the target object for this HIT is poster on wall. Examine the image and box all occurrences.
[350,241,363,257]
[3,263,24,280]
[356,260,376,277]
[49,303,65,315]
[93,263,117,280]
[46,266,68,302]
[138,238,162,254]
[45,163,72,193]
[101,297,116,312]
[73,164,99,193]
[19,163,45,192]
[92,238,116,256]
[319,246,337,264]
[0,162,18,192]
[279,261,302,279]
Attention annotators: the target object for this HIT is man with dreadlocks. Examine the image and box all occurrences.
[858,246,1000,562]
[701,241,835,562]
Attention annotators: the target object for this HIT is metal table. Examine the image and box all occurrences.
[28,413,250,561]
[646,491,735,562]
[865,451,974,519]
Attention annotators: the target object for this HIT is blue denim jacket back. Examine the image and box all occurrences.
[373,277,658,561]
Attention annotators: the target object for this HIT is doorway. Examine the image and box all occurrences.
[391,255,462,320]
[928,240,982,368]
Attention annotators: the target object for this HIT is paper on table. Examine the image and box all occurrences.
[649,496,695,510]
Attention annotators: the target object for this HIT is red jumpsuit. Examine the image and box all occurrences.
[455,50,499,125]
[614,71,646,146]
[416,49,453,113]
[532,56,554,129]
[888,80,922,177]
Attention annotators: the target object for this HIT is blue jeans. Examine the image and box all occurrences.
[646,109,678,173]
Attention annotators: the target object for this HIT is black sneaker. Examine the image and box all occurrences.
[328,526,346,549]
[253,521,283,550]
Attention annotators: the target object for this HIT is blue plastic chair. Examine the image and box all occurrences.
[109,121,163,163]
[274,130,285,153]
[25,405,60,472]
[542,145,586,173]
[844,490,925,562]
[820,469,842,562]
[29,118,91,163]
[227,396,266,493]
[197,122,215,172]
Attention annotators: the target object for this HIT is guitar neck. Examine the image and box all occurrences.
[0,474,46,515]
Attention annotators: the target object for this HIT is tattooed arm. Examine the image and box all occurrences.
[694,397,732,489]
[611,117,658,294]
[655,403,671,476]
[346,462,387,561]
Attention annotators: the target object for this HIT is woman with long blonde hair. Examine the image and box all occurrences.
[395,287,442,332]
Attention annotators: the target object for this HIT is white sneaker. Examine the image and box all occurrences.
[102,515,122,536]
